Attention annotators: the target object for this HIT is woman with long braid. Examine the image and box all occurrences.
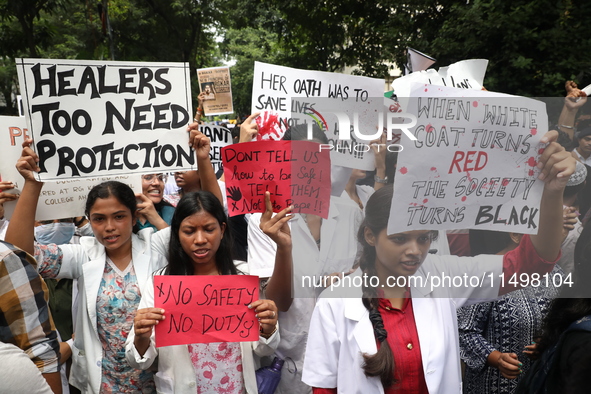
[301,130,575,393]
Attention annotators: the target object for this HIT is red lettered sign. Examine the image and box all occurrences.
[154,275,259,347]
[222,140,331,218]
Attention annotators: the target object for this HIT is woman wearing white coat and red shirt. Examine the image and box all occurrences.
[302,130,575,394]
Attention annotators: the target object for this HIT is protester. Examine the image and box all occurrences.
[516,224,591,393]
[301,130,575,393]
[136,173,175,231]
[0,180,18,239]
[0,240,62,393]
[458,231,562,394]
[5,124,221,393]
[125,190,285,394]
[247,122,363,394]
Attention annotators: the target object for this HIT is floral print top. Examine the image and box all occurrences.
[96,259,155,393]
[188,341,245,394]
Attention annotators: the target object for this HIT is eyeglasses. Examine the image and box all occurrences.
[142,174,166,183]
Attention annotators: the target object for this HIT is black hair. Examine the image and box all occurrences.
[85,181,139,233]
[564,182,586,199]
[536,223,591,355]
[356,185,436,388]
[166,191,237,276]
[282,122,329,144]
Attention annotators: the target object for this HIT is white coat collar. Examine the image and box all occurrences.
[79,229,153,333]
[340,271,437,390]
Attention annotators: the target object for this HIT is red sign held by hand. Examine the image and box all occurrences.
[222,140,331,219]
[154,275,259,347]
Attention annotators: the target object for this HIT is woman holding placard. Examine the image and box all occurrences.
[302,130,575,394]
[125,190,288,393]
[5,123,222,393]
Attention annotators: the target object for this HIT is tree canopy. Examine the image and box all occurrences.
[1,0,590,116]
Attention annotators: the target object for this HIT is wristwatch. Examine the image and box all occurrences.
[374,175,388,184]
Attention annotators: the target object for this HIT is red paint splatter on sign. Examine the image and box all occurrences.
[502,179,510,186]
[256,112,283,140]
[472,101,478,107]
[423,199,428,203]
[528,169,535,176]
[400,167,408,174]
[526,157,537,167]
[430,167,437,171]
[461,196,467,202]
[531,128,537,135]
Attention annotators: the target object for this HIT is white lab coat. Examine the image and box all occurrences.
[45,228,168,393]
[125,261,280,394]
[248,196,363,394]
[302,253,504,394]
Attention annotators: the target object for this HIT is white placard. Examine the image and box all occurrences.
[16,58,195,181]
[388,84,547,235]
[251,61,385,170]
[199,124,232,173]
[393,59,489,111]
[0,115,142,220]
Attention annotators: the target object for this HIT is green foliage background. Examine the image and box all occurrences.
[0,0,590,117]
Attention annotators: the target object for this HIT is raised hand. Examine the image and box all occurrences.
[537,130,576,192]
[259,191,292,248]
[0,181,19,219]
[187,125,211,161]
[240,112,260,142]
[16,138,42,183]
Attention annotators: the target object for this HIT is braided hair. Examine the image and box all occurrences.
[358,185,396,388]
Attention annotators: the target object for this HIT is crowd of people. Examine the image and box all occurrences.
[1,82,591,394]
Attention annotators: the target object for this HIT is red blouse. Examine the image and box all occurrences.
[312,234,556,393]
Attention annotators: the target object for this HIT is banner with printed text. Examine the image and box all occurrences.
[388,84,547,235]
[0,115,142,220]
[197,66,234,116]
[154,275,259,347]
[16,58,195,181]
[251,61,384,170]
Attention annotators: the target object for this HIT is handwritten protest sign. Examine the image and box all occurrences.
[154,275,259,347]
[222,140,331,218]
[388,84,547,235]
[16,58,195,181]
[200,124,232,173]
[251,62,384,170]
[0,115,142,220]
[197,66,234,116]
